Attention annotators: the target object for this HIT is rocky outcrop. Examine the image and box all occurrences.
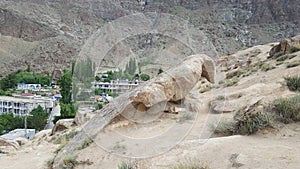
[0,8,56,42]
[0,0,300,75]
[269,35,300,57]
[53,54,216,168]
[129,54,215,108]
[52,119,75,134]
[0,138,19,154]
[74,108,97,126]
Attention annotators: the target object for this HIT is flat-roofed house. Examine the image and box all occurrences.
[0,96,54,116]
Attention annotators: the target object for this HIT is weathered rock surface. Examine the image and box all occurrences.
[0,138,19,154]
[51,119,75,134]
[129,54,215,108]
[74,108,97,126]
[0,0,300,75]
[270,35,300,57]
[52,54,216,168]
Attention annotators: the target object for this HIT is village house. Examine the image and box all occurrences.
[0,96,54,116]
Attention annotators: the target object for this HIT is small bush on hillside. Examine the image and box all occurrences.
[61,156,78,169]
[268,51,284,59]
[212,110,273,135]
[286,60,300,68]
[272,95,300,123]
[212,119,235,136]
[275,61,284,66]
[118,161,137,169]
[284,76,300,92]
[261,63,275,72]
[140,73,150,81]
[95,103,103,110]
[199,85,212,93]
[234,113,273,135]
[172,159,210,169]
[215,95,225,100]
[78,138,93,150]
[177,113,194,123]
[224,77,239,87]
[46,158,54,169]
[276,54,289,61]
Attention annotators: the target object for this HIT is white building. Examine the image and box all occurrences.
[17,83,42,91]
[0,96,54,116]
[92,79,143,94]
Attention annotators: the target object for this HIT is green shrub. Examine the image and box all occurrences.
[158,68,164,75]
[199,85,212,93]
[234,113,273,135]
[212,110,273,135]
[53,130,78,145]
[78,138,93,150]
[0,89,12,96]
[286,60,300,68]
[276,54,289,61]
[224,77,239,87]
[118,161,137,169]
[261,63,275,72]
[177,113,194,123]
[275,61,284,66]
[140,74,150,81]
[95,103,103,110]
[268,51,284,59]
[212,119,235,136]
[172,159,210,169]
[284,76,300,92]
[46,158,54,169]
[215,95,225,100]
[0,112,24,134]
[272,95,300,123]
[61,156,78,169]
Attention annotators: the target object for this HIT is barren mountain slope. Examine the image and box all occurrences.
[0,0,300,75]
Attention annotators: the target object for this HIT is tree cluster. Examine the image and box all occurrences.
[0,70,51,91]
[0,105,49,134]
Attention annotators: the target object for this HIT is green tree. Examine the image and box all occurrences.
[140,74,150,81]
[26,64,31,72]
[95,103,103,110]
[58,71,72,104]
[158,68,163,75]
[0,70,50,91]
[0,73,18,90]
[0,113,23,134]
[27,105,49,131]
[53,103,77,124]
[95,88,101,95]
[0,89,12,96]
[95,76,101,81]
[124,58,137,75]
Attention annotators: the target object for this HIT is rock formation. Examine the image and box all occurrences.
[53,54,216,167]
[0,0,300,75]
[129,54,215,108]
[270,35,300,57]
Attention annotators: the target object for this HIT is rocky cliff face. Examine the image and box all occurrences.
[0,0,299,75]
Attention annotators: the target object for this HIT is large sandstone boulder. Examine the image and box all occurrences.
[53,54,216,168]
[129,54,216,108]
[269,35,300,57]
